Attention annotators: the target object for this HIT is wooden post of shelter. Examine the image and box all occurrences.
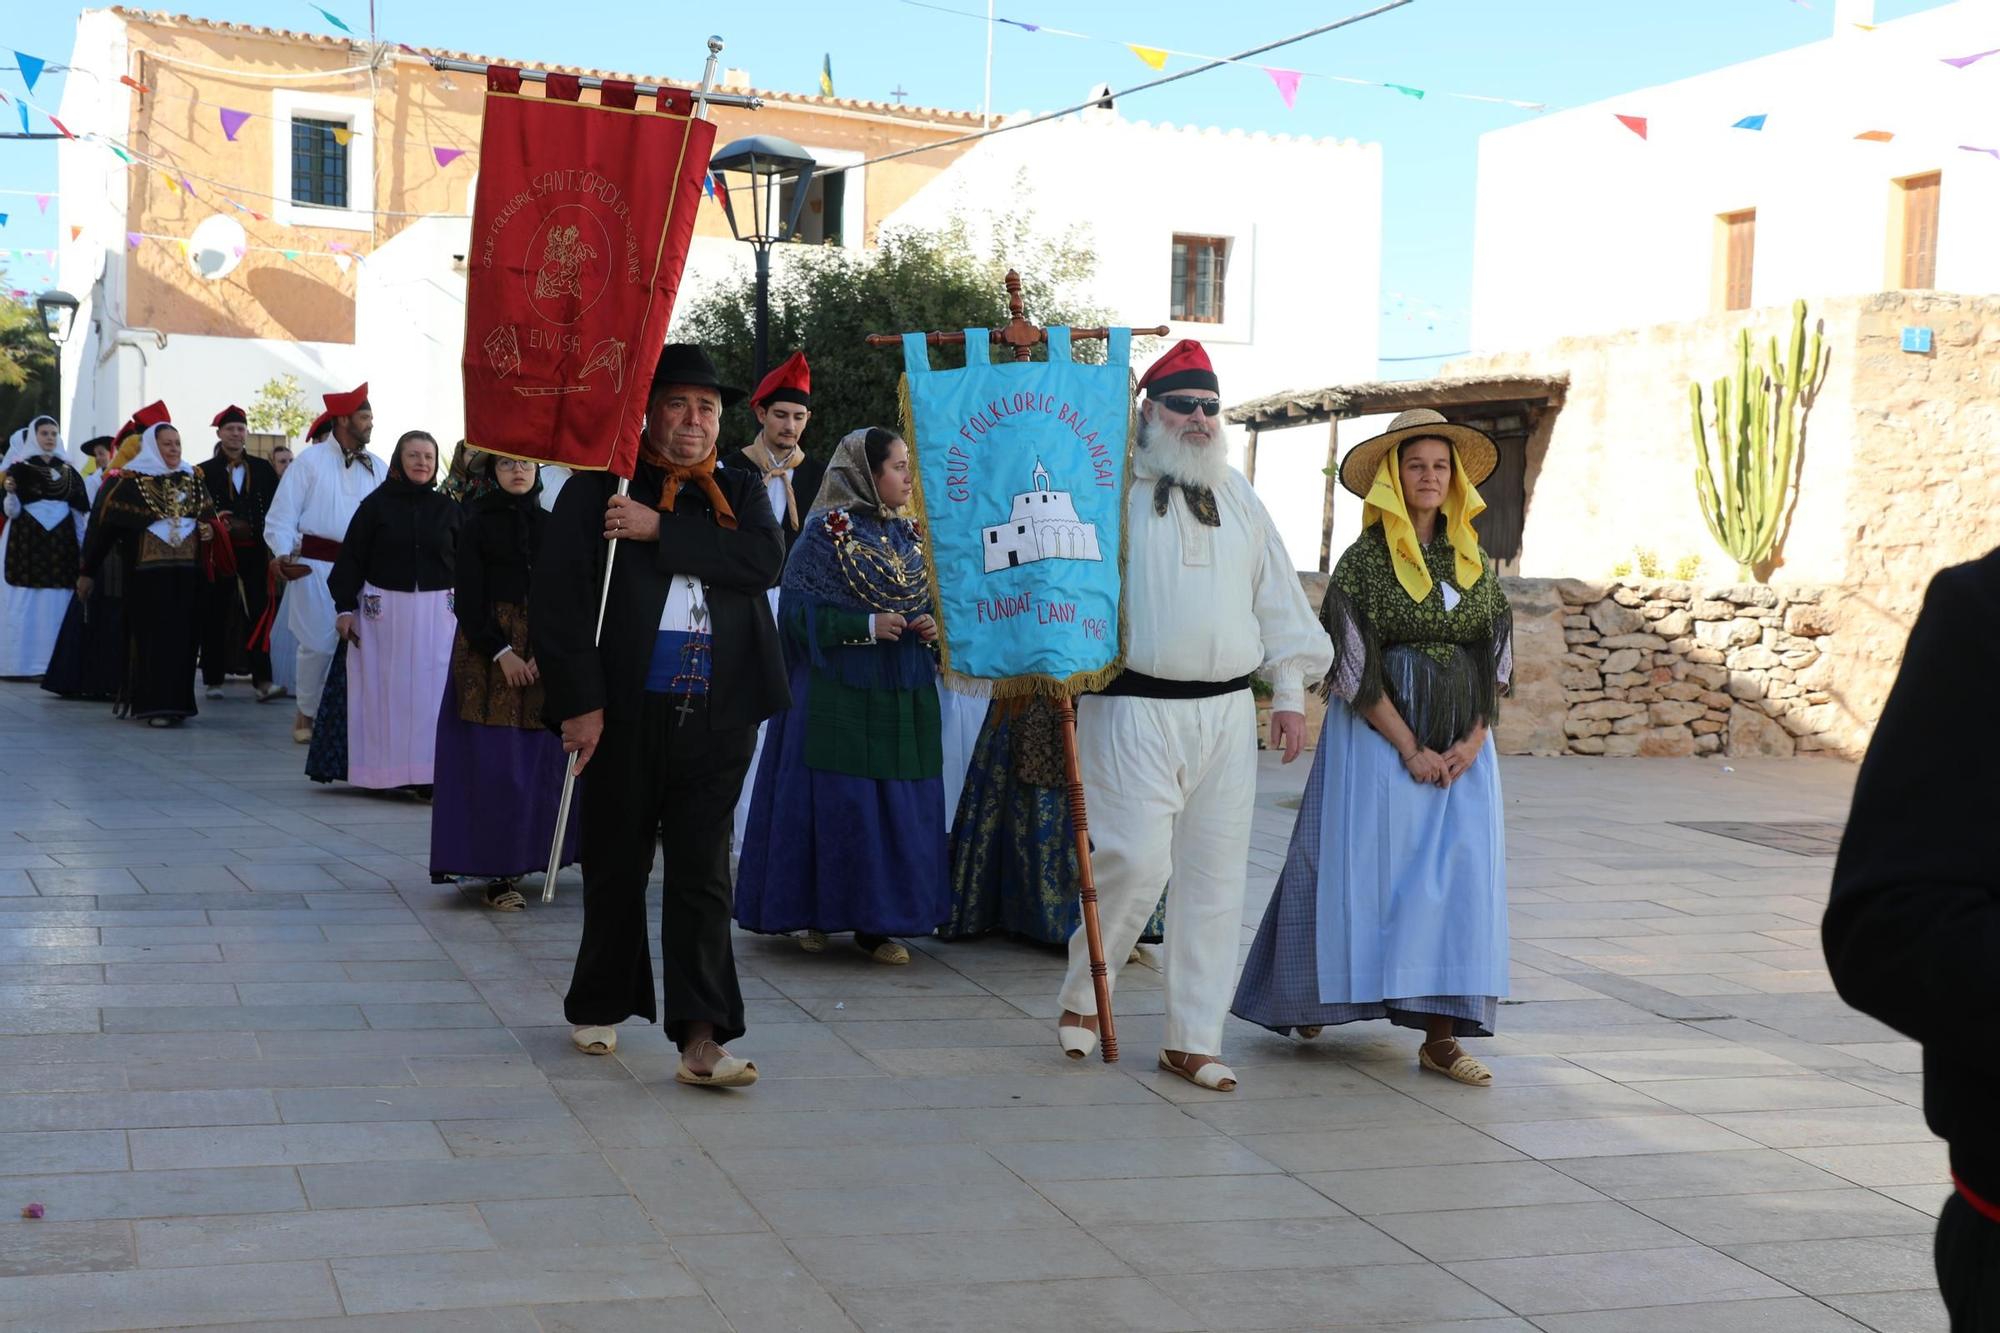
[867,271,1166,1064]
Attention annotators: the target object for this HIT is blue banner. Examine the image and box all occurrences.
[902,327,1131,692]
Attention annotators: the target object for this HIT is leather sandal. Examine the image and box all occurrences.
[861,938,909,966]
[798,929,828,953]
[675,1038,758,1088]
[1058,1021,1098,1060]
[570,1025,617,1056]
[1419,1040,1492,1086]
[1158,1049,1236,1092]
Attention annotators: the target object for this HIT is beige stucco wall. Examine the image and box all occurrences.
[116,14,973,345]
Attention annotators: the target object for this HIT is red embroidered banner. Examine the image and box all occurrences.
[461,68,716,477]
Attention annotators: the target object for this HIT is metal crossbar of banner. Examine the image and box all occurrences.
[426,44,764,113]
[866,273,1169,1063]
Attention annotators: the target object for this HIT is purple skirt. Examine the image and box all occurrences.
[428,672,580,880]
[734,664,949,937]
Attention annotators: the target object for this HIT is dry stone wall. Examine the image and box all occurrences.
[1551,579,1843,758]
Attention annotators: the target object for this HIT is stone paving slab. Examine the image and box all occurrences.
[0,682,1950,1331]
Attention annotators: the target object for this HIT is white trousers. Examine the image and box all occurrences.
[1059,690,1258,1057]
[286,558,338,720]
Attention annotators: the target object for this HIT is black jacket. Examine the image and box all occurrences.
[723,446,826,554]
[329,479,461,612]
[1823,547,2000,1203]
[456,491,546,660]
[531,460,788,731]
[196,451,280,548]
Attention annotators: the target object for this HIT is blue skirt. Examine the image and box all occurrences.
[428,672,580,880]
[734,663,950,937]
[1233,700,1507,1038]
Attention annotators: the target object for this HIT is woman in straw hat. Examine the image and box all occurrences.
[1231,409,1512,1086]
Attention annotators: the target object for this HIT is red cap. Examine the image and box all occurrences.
[211,404,247,428]
[751,350,810,409]
[1137,339,1218,397]
[114,400,173,448]
[304,382,370,443]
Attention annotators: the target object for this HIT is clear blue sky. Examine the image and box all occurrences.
[1,0,1953,378]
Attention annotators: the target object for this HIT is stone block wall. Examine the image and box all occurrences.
[1549,579,1845,759]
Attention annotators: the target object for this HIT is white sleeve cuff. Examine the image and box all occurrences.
[1268,673,1305,716]
[493,646,512,663]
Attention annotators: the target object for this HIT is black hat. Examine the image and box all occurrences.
[649,343,745,406]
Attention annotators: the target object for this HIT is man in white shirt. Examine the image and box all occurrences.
[263,383,382,743]
[1054,340,1334,1093]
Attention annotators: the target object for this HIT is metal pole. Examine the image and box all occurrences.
[543,39,728,904]
[752,246,771,387]
[427,54,762,109]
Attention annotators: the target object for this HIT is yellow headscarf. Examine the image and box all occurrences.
[1362,446,1488,604]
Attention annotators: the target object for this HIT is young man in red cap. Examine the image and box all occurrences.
[724,350,824,554]
[1052,339,1332,1093]
[724,349,825,860]
[197,404,282,702]
[264,383,380,743]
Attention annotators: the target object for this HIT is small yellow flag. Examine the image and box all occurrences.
[161,168,180,193]
[1128,44,1169,71]
[332,127,353,145]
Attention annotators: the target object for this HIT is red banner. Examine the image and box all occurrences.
[461,68,716,477]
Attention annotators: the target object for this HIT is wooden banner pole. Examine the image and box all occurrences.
[869,271,1162,1062]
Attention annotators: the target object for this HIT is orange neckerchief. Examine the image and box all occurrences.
[654,446,737,529]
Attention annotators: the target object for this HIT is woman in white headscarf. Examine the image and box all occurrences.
[0,415,90,677]
[79,416,218,725]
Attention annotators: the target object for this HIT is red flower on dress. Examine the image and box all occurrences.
[824,509,853,541]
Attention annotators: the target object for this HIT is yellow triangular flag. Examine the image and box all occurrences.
[332,127,352,145]
[1128,44,1169,71]
[160,168,180,193]
[176,240,188,257]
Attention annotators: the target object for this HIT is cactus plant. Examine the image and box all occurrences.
[1688,299,1828,581]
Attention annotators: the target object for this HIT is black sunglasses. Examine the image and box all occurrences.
[1154,394,1222,418]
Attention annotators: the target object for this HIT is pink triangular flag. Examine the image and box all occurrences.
[433,147,464,167]
[1615,114,1648,140]
[1263,67,1301,110]
[219,108,251,141]
[1941,47,2000,69]
[34,194,49,213]
[126,232,141,249]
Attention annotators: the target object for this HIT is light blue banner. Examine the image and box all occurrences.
[902,326,1131,690]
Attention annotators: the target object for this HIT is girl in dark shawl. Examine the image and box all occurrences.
[735,427,948,965]
[428,455,578,909]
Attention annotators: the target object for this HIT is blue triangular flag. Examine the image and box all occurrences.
[311,4,355,33]
[14,52,43,94]
[15,104,25,135]
[1733,114,1768,130]
[0,215,8,227]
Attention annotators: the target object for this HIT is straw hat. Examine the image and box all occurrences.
[1336,408,1498,498]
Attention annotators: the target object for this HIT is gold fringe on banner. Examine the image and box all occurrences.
[900,365,1135,702]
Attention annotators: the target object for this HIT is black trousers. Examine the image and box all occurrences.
[201,548,272,686]
[563,692,756,1047]
[1939,1192,2000,1331]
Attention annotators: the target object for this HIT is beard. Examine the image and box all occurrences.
[1137,411,1231,491]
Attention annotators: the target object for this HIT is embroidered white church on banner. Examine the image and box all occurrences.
[982,461,1104,573]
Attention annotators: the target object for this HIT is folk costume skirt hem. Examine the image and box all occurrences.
[735,664,949,938]
[345,585,454,790]
[122,566,203,722]
[1231,701,1507,1041]
[429,672,580,880]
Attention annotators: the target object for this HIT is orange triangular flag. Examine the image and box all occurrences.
[1615,114,1648,140]
[68,225,80,242]
[1127,44,1169,71]
[1855,129,1894,142]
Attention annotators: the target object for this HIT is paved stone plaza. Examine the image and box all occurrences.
[0,681,1946,1332]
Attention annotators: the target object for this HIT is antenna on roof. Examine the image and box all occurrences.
[1087,81,1114,113]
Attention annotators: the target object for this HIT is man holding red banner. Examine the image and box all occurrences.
[532,343,789,1087]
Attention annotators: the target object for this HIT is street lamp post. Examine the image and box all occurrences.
[34,290,78,346]
[708,135,817,386]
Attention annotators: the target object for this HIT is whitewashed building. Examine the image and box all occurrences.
[1470,0,2000,353]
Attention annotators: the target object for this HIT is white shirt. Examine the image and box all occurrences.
[1120,458,1333,715]
[658,573,709,633]
[264,436,384,558]
[230,462,245,494]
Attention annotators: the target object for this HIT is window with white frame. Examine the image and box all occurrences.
[270,91,373,232]
[1171,234,1229,323]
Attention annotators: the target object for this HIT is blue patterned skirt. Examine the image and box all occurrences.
[1232,700,1507,1039]
[304,642,349,784]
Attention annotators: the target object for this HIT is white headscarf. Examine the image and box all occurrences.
[123,422,194,478]
[1,416,83,473]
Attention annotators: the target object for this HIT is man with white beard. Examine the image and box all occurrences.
[1054,340,1333,1092]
